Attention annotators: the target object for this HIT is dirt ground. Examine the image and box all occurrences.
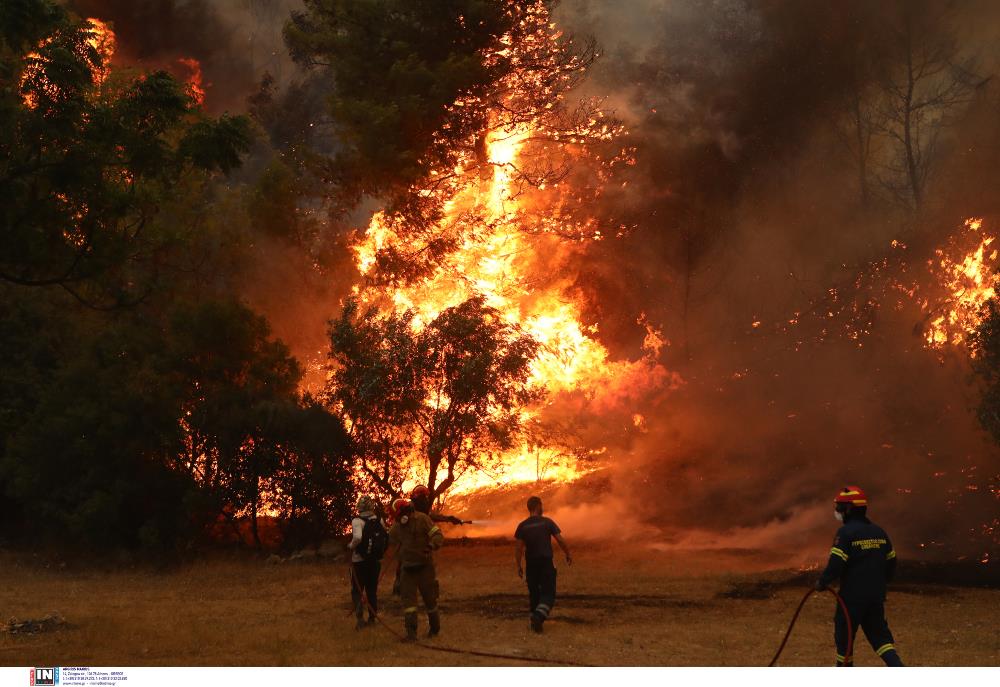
[1,539,998,666]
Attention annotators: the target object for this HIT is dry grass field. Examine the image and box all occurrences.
[1,539,998,667]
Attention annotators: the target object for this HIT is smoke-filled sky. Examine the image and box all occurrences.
[552,0,1000,557]
[70,0,1000,558]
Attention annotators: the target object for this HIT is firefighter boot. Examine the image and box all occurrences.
[427,610,441,638]
[403,612,418,642]
[879,648,904,667]
[530,612,544,634]
[355,611,366,631]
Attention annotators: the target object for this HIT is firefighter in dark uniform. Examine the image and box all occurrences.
[816,486,904,667]
[388,498,445,640]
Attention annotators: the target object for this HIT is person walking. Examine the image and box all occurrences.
[514,496,571,633]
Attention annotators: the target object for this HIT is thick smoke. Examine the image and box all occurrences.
[541,0,1000,558]
[70,0,1000,559]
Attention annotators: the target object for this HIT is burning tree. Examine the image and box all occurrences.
[284,0,614,231]
[296,0,670,497]
[326,296,541,499]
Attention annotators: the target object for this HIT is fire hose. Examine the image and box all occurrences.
[349,556,846,666]
[347,556,588,666]
[768,587,853,667]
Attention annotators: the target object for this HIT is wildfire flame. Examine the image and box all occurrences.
[923,218,997,350]
[176,57,206,105]
[21,18,116,110]
[350,3,675,495]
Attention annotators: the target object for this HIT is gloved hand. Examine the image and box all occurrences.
[815,579,828,591]
[447,516,464,525]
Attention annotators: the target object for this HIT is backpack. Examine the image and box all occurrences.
[358,515,387,561]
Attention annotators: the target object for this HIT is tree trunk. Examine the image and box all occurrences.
[475,131,491,181]
[250,473,262,550]
[853,93,869,208]
[902,19,921,209]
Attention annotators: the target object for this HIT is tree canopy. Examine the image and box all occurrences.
[0,2,251,307]
[0,1,355,556]
[325,296,541,499]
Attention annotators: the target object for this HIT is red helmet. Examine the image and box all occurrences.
[834,486,868,507]
[410,485,431,500]
[391,498,412,520]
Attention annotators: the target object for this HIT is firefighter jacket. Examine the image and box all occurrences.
[819,514,897,600]
[388,511,444,568]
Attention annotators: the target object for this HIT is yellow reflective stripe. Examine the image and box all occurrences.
[830,547,848,561]
[404,606,418,613]
[876,643,895,656]
[428,526,441,536]
[836,654,845,661]
[886,550,896,560]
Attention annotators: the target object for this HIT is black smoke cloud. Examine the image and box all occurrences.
[545,0,1000,558]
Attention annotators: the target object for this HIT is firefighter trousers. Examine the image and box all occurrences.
[526,556,557,622]
[834,598,903,666]
[400,563,440,637]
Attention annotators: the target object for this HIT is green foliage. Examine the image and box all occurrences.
[263,398,355,549]
[0,291,354,554]
[326,295,540,498]
[0,4,251,306]
[0,1,353,555]
[0,289,200,551]
[284,0,515,212]
[0,0,64,54]
[247,160,307,242]
[970,299,1000,444]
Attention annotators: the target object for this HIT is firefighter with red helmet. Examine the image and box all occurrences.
[410,485,465,525]
[388,497,445,640]
[392,485,465,596]
[816,486,904,667]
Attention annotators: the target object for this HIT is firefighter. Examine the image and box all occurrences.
[387,498,445,640]
[816,486,904,667]
[410,484,465,525]
[392,485,465,596]
[514,496,571,633]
